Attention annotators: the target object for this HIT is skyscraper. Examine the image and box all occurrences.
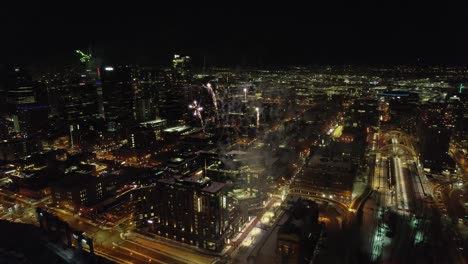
[100,66,136,130]
[0,67,47,159]
[57,71,100,126]
[417,103,455,173]
[134,67,163,122]
[159,55,192,122]
[0,67,48,136]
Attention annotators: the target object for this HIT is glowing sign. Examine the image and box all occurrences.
[104,67,114,71]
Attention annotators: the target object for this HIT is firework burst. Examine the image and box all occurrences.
[203,82,218,117]
[189,100,205,133]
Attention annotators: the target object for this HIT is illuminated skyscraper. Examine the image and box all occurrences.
[57,72,99,126]
[134,67,163,122]
[100,66,136,130]
[159,55,192,122]
[0,67,48,136]
[0,67,46,159]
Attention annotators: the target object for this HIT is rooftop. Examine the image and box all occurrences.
[157,175,224,193]
[182,175,210,185]
[158,175,181,185]
[163,125,191,133]
[54,173,99,190]
[140,119,166,125]
[201,181,225,194]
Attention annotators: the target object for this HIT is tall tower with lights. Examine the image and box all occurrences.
[159,55,192,122]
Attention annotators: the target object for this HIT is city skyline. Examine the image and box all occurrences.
[1,3,468,264]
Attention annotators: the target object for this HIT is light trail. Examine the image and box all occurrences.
[202,83,218,116]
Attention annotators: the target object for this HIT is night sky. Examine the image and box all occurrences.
[2,2,467,67]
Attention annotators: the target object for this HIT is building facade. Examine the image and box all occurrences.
[135,175,242,252]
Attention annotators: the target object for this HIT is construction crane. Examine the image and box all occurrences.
[76,49,92,63]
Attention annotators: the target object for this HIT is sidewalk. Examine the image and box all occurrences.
[228,198,281,260]
[250,209,285,256]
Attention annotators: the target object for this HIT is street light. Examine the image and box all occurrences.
[243,88,247,101]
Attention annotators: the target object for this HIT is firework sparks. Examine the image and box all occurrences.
[189,100,205,133]
[203,83,218,117]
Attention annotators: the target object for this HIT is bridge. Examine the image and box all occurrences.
[380,130,417,157]
[287,187,352,222]
[287,186,375,227]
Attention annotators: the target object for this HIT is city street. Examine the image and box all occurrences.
[0,192,218,264]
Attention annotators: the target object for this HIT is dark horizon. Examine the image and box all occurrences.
[2,3,468,68]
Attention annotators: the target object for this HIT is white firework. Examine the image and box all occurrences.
[203,82,218,117]
[189,100,205,133]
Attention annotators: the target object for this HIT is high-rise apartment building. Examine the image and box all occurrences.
[135,175,242,252]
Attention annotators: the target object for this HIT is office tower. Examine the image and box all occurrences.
[0,66,48,136]
[100,66,137,130]
[159,55,192,122]
[417,103,455,173]
[134,67,162,122]
[58,71,100,126]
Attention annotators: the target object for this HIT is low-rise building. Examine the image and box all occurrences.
[277,199,323,264]
[291,145,357,203]
[52,173,107,216]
